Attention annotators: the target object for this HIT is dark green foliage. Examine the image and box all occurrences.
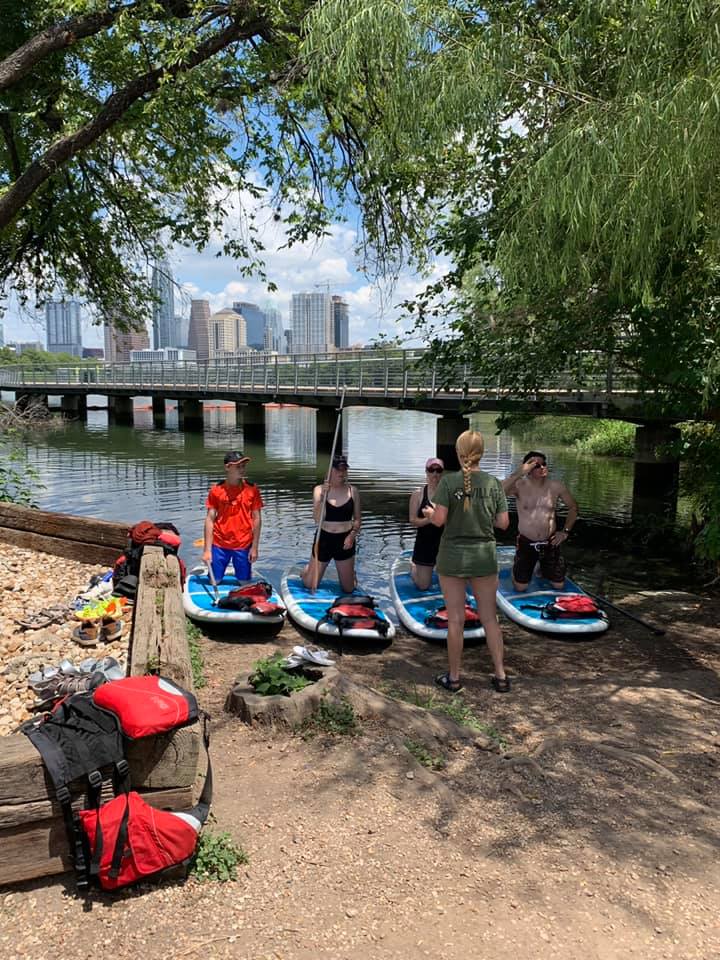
[302,696,358,736]
[404,738,446,770]
[192,830,248,883]
[249,653,312,697]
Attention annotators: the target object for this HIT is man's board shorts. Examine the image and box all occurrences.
[316,529,356,563]
[513,534,566,584]
[211,545,251,582]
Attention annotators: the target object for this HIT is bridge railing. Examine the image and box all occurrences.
[0,348,641,399]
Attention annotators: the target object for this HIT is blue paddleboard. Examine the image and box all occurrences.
[496,545,608,635]
[183,566,285,626]
[389,552,485,641]
[280,564,395,640]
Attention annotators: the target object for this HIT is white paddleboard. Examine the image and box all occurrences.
[183,566,285,626]
[280,563,395,641]
[389,552,485,641]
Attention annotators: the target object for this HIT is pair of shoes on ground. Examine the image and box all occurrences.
[28,656,124,705]
[285,645,335,669]
[14,605,69,630]
[434,672,511,694]
[72,617,123,647]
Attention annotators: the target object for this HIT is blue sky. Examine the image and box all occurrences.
[2,190,447,349]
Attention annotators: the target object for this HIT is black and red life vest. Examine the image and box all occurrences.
[425,603,482,629]
[113,521,186,598]
[318,594,390,636]
[22,675,210,893]
[217,580,284,616]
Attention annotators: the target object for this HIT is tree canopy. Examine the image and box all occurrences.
[304,0,720,419]
[0,0,361,325]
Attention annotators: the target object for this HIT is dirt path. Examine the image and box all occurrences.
[2,588,719,959]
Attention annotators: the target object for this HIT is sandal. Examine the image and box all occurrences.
[72,621,99,647]
[491,675,511,694]
[435,672,463,693]
[101,617,123,642]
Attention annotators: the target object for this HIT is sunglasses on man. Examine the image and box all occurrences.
[426,466,444,474]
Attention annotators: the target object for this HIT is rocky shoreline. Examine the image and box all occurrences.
[0,542,129,736]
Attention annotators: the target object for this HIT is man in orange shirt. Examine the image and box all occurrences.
[202,451,264,582]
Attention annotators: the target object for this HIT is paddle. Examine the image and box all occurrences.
[308,387,347,592]
[193,538,219,605]
[584,590,665,636]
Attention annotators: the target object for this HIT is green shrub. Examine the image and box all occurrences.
[405,738,446,770]
[574,420,635,457]
[249,653,312,697]
[192,830,248,882]
[508,415,596,445]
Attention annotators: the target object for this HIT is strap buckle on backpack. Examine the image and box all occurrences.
[88,770,102,789]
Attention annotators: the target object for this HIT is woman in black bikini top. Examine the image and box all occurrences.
[302,454,361,593]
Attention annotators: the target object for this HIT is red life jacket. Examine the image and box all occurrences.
[321,596,389,636]
[542,594,602,620]
[217,580,284,616]
[425,604,481,629]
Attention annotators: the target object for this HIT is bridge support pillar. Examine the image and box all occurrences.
[178,398,204,432]
[437,414,470,471]
[316,406,342,451]
[241,403,265,442]
[60,394,87,420]
[108,395,134,426]
[151,396,166,428]
[632,424,680,520]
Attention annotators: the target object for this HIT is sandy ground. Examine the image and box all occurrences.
[1,545,719,960]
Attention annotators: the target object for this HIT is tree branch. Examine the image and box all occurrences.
[0,15,267,231]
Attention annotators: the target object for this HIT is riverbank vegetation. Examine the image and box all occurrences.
[508,417,636,458]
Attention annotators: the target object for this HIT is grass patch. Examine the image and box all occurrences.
[302,695,359,737]
[250,652,312,697]
[186,619,207,689]
[382,682,507,749]
[405,737,447,770]
[574,419,635,457]
[192,829,248,882]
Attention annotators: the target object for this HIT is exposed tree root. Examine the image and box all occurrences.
[499,736,679,783]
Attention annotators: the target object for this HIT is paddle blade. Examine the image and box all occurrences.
[193,538,204,547]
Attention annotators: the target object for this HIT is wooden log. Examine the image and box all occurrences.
[0,786,194,886]
[129,549,193,688]
[0,526,121,567]
[0,503,128,547]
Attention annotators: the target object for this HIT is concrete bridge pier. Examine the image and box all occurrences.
[107,395,134,426]
[60,394,87,420]
[316,407,342,452]
[632,424,680,520]
[437,414,470,471]
[241,403,266,442]
[151,396,166,428]
[178,398,204,432]
[15,392,48,413]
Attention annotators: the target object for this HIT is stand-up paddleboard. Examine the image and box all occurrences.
[496,545,609,635]
[390,552,485,641]
[280,564,395,641]
[183,566,285,626]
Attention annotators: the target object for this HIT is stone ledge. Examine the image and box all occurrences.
[225,665,341,725]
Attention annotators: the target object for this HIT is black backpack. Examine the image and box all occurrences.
[112,521,185,598]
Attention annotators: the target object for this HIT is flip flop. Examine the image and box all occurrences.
[97,656,125,681]
[284,654,306,669]
[292,645,335,667]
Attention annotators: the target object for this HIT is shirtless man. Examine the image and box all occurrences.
[501,450,578,591]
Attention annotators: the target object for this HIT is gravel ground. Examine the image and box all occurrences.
[0,543,128,735]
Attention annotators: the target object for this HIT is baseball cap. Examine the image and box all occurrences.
[425,457,444,470]
[224,450,250,465]
[332,455,349,469]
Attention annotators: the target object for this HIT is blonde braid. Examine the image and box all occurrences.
[455,430,485,511]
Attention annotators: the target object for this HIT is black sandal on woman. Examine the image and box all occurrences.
[491,675,511,693]
[435,672,463,693]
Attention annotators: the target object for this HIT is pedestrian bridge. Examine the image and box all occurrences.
[0,347,646,418]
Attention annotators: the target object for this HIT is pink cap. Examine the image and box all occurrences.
[425,457,444,470]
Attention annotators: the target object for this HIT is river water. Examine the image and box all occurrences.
[9,401,694,607]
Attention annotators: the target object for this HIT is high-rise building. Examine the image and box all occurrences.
[291,292,333,354]
[331,295,349,349]
[188,300,211,360]
[176,314,190,348]
[232,301,266,350]
[46,299,82,356]
[264,306,284,352]
[209,308,247,358]
[151,259,176,349]
[103,320,150,362]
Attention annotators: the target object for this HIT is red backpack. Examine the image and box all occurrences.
[113,521,186,598]
[523,594,605,620]
[319,595,390,637]
[218,580,285,616]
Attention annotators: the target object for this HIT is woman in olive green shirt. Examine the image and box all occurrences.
[425,430,510,693]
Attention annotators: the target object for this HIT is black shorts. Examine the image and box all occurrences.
[513,535,566,584]
[317,529,356,563]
